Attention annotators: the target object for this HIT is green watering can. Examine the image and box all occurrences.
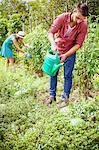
[0,50,2,56]
[42,48,63,76]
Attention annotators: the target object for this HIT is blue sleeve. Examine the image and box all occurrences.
[10,35,16,41]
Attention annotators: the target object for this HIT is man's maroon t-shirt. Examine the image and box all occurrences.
[48,13,88,55]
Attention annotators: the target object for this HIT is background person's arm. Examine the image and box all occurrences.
[12,39,24,53]
[21,40,30,48]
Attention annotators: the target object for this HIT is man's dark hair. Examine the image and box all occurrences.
[77,3,88,17]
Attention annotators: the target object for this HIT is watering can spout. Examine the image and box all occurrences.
[52,63,63,74]
[57,63,64,68]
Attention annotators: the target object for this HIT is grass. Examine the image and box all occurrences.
[0,58,98,150]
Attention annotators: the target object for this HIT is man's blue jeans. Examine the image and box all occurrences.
[50,53,76,98]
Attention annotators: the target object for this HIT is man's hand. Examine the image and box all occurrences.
[51,43,57,53]
[60,44,80,63]
[60,53,67,63]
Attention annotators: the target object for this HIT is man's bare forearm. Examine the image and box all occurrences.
[60,44,81,63]
[65,44,80,58]
[48,33,57,52]
[48,33,55,45]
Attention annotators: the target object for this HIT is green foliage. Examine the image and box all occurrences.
[0,0,99,35]
[24,25,49,73]
[74,23,99,97]
[0,61,36,103]
[0,18,8,48]
[92,74,99,91]
[88,0,99,16]
[0,0,27,18]
[0,59,98,150]
[7,14,22,34]
[0,1,98,149]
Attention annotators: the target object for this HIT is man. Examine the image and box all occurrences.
[44,3,88,108]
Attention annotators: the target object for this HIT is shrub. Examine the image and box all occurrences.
[24,24,49,74]
[73,22,99,97]
[0,18,8,48]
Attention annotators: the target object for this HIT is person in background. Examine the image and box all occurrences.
[44,3,88,108]
[1,31,29,68]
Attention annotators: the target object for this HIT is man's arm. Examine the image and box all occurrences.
[48,33,57,53]
[60,44,80,63]
[48,14,65,53]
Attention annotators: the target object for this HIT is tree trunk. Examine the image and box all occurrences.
[29,15,32,33]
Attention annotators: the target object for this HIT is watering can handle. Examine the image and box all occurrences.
[48,47,58,55]
[48,48,65,66]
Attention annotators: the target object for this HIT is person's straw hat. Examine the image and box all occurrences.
[17,31,25,38]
